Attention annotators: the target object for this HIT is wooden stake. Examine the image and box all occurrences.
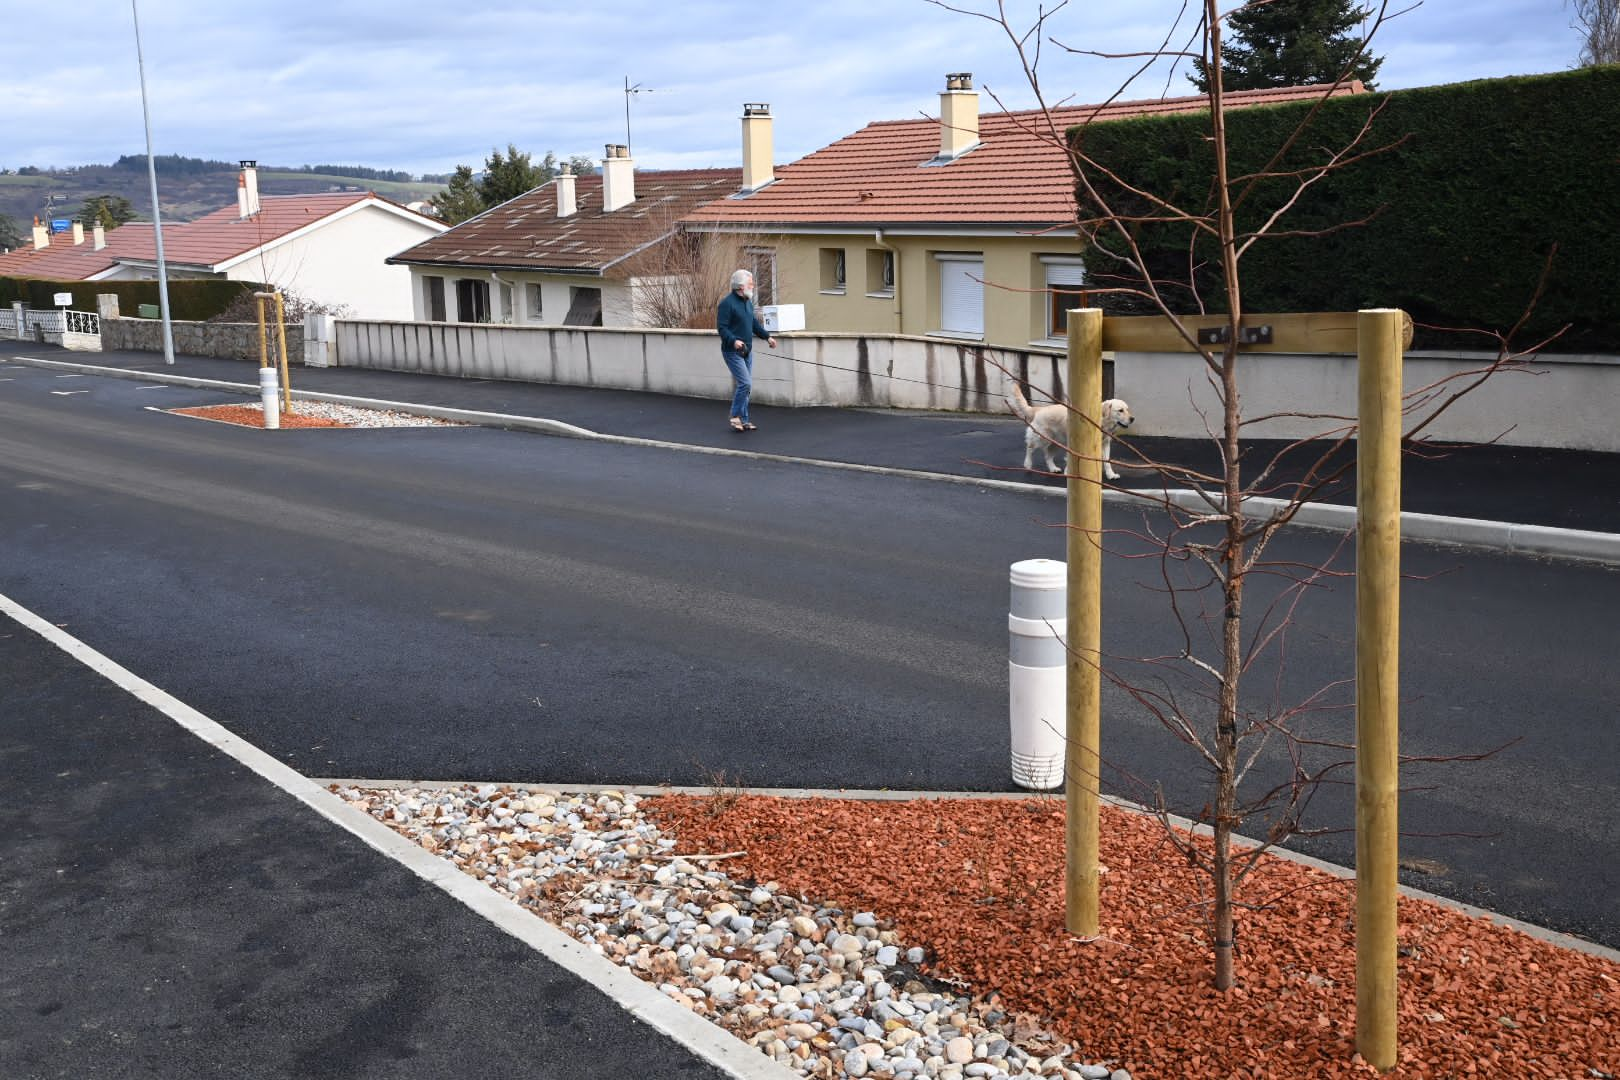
[273,291,292,412]
[1355,308,1404,1071]
[1065,308,1104,938]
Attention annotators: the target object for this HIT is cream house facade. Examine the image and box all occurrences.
[685,78,1364,353]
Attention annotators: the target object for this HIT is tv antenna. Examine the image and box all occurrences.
[624,76,658,156]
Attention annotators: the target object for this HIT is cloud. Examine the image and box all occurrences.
[5,0,1588,176]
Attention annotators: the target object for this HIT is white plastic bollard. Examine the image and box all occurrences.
[1009,558,1067,790]
[259,366,280,430]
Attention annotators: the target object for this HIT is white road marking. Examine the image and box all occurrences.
[53,373,86,378]
[0,592,798,1080]
[50,390,89,396]
[135,385,172,390]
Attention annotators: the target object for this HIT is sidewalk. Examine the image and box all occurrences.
[0,609,746,1080]
[16,343,1620,535]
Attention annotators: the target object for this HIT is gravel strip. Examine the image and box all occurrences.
[336,785,1127,1080]
[288,400,463,427]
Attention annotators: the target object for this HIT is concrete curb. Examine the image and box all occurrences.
[13,353,1620,565]
[0,592,801,1080]
[314,777,1620,967]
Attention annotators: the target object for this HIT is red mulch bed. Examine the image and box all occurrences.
[648,795,1618,1078]
[171,404,345,429]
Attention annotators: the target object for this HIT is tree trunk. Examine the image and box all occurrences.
[1208,0,1247,993]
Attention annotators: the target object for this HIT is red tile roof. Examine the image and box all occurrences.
[0,223,145,279]
[0,192,434,279]
[389,169,743,273]
[684,83,1366,229]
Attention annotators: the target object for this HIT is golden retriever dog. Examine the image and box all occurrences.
[1006,382,1134,480]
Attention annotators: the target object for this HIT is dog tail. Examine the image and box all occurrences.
[1005,381,1035,423]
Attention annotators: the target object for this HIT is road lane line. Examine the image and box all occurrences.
[0,590,799,1080]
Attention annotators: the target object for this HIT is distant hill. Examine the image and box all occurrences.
[0,157,447,230]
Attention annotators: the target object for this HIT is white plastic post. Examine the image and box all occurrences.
[259,366,280,430]
[1009,558,1068,790]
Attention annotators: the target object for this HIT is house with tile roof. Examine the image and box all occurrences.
[683,77,1366,353]
[386,152,743,328]
[0,166,445,319]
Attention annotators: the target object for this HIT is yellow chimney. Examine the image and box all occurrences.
[939,72,980,160]
[741,103,774,192]
[72,221,85,245]
[32,216,48,249]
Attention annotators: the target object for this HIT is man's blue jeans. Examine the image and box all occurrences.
[723,349,753,422]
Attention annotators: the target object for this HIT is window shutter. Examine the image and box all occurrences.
[939,258,984,335]
[1046,262,1085,287]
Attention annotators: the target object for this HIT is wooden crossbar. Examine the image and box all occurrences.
[1099,311,1413,355]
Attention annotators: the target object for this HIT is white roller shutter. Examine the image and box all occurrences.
[938,256,984,336]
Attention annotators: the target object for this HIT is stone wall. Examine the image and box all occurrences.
[102,317,305,365]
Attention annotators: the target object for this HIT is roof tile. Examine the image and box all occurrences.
[684,84,1366,228]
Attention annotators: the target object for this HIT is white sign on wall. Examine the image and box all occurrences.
[53,292,73,307]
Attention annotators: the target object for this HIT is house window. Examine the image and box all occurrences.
[526,282,544,322]
[866,249,895,296]
[744,246,777,307]
[819,248,846,294]
[1045,260,1087,337]
[455,278,490,323]
[496,280,514,324]
[936,254,984,337]
[424,275,446,322]
[564,286,603,326]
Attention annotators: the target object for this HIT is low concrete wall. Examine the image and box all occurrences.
[1112,349,1620,452]
[102,317,305,365]
[323,319,1620,452]
[334,321,1082,413]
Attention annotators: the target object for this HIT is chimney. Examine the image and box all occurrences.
[556,164,577,218]
[93,223,106,250]
[741,103,774,192]
[72,221,85,245]
[939,72,980,160]
[239,159,261,216]
[32,216,48,249]
[601,144,635,212]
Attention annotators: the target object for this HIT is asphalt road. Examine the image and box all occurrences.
[2,362,1616,951]
[0,603,732,1080]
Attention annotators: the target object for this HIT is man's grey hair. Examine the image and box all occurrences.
[729,269,754,291]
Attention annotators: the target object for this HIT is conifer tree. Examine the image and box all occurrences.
[1190,0,1383,91]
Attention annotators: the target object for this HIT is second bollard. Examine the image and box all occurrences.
[1009,558,1067,790]
[259,365,280,430]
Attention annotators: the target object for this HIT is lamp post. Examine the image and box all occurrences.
[130,0,175,365]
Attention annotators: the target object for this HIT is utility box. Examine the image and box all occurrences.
[136,303,160,319]
[759,304,804,333]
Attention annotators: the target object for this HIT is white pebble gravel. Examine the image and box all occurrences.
[288,400,462,427]
[338,785,1129,1080]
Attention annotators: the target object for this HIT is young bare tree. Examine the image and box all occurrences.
[935,0,1555,995]
[1570,0,1620,65]
[608,206,778,330]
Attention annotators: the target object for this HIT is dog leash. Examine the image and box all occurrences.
[753,348,1039,403]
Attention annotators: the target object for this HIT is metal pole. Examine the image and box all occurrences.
[1355,308,1404,1071]
[624,75,633,156]
[130,0,175,366]
[1065,308,1105,938]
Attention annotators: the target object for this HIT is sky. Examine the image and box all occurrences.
[3,1,1588,177]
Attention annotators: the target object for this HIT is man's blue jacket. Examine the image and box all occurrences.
[717,291,769,356]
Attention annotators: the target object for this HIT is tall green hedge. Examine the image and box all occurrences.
[0,276,261,322]
[1074,67,1620,351]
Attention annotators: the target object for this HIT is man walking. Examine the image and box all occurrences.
[717,269,776,432]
